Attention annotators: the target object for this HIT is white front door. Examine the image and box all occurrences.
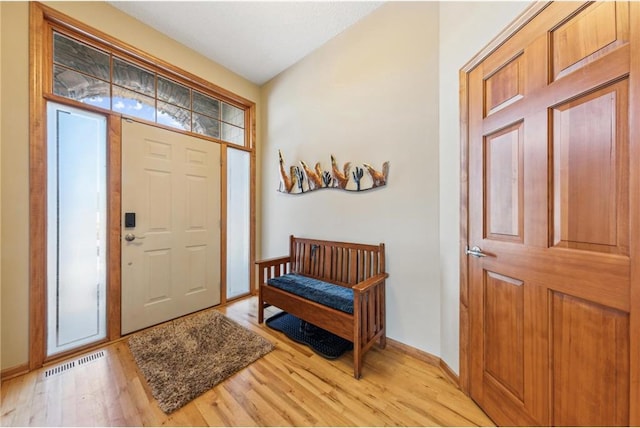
[121,120,221,334]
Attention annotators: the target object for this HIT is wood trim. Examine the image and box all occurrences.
[107,114,122,341]
[29,1,47,371]
[249,135,258,295]
[249,107,257,294]
[43,93,112,116]
[458,67,470,394]
[249,104,257,150]
[386,338,440,366]
[440,359,461,388]
[628,2,640,424]
[44,337,109,366]
[387,338,461,387]
[461,1,550,73]
[0,363,30,382]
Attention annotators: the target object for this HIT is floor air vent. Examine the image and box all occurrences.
[44,361,75,378]
[77,350,105,365]
[44,351,106,378]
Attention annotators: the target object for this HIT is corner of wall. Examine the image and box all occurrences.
[438,0,532,376]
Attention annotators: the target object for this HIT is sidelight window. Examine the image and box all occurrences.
[226,147,251,299]
[46,102,107,356]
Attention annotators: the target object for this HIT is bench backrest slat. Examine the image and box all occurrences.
[289,235,385,287]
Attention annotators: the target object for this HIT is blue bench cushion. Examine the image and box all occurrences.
[267,273,354,314]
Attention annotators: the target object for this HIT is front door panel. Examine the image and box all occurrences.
[121,120,221,334]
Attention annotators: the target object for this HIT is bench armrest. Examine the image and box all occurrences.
[256,255,290,268]
[352,273,389,293]
[256,256,291,284]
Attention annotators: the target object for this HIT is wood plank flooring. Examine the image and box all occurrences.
[1,297,494,426]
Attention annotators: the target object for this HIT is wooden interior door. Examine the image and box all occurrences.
[464,2,639,426]
[121,120,221,334]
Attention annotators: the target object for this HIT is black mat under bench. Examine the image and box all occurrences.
[266,312,353,359]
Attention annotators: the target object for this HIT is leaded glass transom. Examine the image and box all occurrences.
[52,31,247,145]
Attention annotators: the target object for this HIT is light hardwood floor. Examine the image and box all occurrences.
[1,297,494,426]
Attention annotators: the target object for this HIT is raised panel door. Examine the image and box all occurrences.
[466,2,636,425]
[121,120,221,334]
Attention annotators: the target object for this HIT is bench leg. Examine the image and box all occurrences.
[353,322,362,379]
[258,286,264,324]
[379,332,386,349]
[354,345,362,379]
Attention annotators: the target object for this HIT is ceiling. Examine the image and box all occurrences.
[109,1,385,86]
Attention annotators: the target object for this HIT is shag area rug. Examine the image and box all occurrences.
[128,310,274,414]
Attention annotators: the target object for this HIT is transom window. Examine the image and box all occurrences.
[52,32,246,146]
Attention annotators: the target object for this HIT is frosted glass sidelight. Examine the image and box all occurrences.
[46,102,107,356]
[226,148,250,298]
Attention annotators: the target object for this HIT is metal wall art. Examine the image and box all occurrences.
[278,150,389,194]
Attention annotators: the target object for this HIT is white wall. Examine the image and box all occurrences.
[262,0,531,366]
[438,1,530,373]
[261,2,442,355]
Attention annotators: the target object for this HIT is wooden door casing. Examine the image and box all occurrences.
[461,2,639,426]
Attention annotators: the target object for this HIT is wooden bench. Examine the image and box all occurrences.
[256,235,388,378]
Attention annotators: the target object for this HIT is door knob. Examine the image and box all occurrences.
[124,233,146,242]
[465,245,487,258]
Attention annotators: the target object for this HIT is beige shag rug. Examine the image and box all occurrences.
[128,309,274,414]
